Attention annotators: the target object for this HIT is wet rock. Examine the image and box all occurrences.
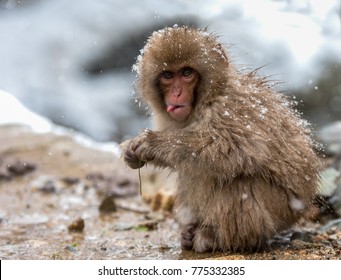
[319,218,341,233]
[68,218,85,233]
[7,160,36,176]
[0,161,36,182]
[290,232,313,243]
[99,195,117,213]
[62,177,80,186]
[29,176,61,193]
[39,180,56,193]
[269,231,292,249]
[86,172,138,198]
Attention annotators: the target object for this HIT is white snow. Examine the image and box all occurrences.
[289,198,305,211]
[0,0,340,140]
[0,89,120,155]
[0,89,52,133]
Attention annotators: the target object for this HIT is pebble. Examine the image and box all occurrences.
[62,177,80,186]
[7,161,36,176]
[38,180,56,193]
[68,218,85,233]
[290,231,313,243]
[99,196,117,213]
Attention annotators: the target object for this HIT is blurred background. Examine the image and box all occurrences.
[0,0,340,142]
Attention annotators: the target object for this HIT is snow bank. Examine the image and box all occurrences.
[0,89,52,133]
[0,90,120,155]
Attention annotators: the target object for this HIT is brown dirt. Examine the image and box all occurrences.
[0,125,340,260]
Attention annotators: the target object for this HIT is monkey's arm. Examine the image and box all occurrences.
[124,128,273,177]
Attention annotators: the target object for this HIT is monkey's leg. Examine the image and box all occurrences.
[175,205,200,251]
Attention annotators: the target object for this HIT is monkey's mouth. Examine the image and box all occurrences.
[167,104,185,113]
[166,104,191,121]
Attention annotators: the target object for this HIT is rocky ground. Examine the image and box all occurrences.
[0,124,340,260]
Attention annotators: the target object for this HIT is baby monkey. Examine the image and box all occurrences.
[123,26,321,252]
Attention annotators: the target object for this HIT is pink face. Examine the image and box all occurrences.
[159,67,198,122]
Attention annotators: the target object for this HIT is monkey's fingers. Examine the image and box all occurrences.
[124,148,145,169]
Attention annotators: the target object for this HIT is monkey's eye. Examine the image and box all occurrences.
[162,71,174,79]
[182,67,193,77]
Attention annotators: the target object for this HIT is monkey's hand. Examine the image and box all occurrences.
[121,138,146,170]
[122,129,157,169]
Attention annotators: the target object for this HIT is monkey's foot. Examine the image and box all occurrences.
[181,224,218,253]
[180,224,197,250]
[192,227,217,253]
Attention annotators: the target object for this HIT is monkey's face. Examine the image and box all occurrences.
[136,26,229,125]
[158,66,198,122]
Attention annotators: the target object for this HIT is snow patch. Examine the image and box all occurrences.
[289,198,305,211]
[0,90,120,156]
[0,89,52,133]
